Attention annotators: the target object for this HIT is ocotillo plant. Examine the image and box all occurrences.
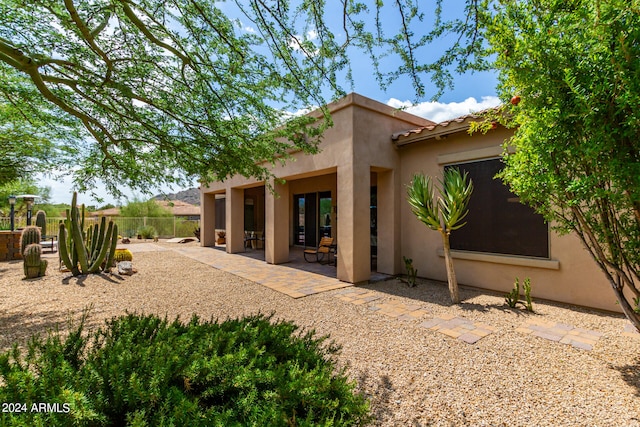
[58,192,118,276]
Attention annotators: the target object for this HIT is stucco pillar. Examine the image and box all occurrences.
[201,192,216,247]
[376,170,400,275]
[226,187,245,253]
[337,163,370,284]
[265,180,290,264]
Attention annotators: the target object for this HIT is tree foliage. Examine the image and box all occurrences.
[479,0,640,329]
[0,0,486,195]
[119,198,173,218]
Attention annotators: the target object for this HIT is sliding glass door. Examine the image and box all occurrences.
[293,191,331,247]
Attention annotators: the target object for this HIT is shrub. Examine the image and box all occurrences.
[137,225,157,239]
[0,313,371,426]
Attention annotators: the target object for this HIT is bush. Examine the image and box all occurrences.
[137,225,157,239]
[0,313,371,426]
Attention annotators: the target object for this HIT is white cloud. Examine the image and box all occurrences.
[386,96,501,123]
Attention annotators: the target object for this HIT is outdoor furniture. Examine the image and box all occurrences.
[303,237,334,263]
[40,235,57,253]
[244,231,265,249]
[328,243,337,266]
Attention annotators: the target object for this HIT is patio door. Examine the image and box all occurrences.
[293,192,331,247]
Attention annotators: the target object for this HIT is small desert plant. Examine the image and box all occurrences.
[0,313,371,426]
[505,278,521,308]
[402,256,418,287]
[505,277,534,312]
[522,277,534,312]
[20,225,41,255]
[35,210,47,237]
[217,230,226,238]
[22,243,47,279]
[137,225,157,239]
[113,248,133,263]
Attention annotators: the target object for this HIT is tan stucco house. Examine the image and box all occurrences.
[200,93,616,312]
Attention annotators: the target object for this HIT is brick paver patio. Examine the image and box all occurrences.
[169,245,352,298]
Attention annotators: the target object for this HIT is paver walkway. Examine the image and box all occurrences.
[126,243,626,350]
[170,245,352,298]
[515,319,604,350]
[420,314,498,344]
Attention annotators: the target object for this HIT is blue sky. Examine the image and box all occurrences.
[41,2,501,206]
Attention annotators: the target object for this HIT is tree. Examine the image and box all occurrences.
[120,198,173,218]
[406,168,473,304]
[0,0,486,196]
[0,75,77,186]
[0,178,51,217]
[478,0,640,330]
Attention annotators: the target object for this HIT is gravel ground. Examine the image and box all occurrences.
[1,243,639,426]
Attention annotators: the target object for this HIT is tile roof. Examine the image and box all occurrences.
[392,111,483,141]
[392,107,502,144]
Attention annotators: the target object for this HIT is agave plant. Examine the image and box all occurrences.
[406,167,473,304]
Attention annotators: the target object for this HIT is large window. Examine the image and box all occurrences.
[447,158,549,258]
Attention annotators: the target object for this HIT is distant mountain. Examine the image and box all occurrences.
[154,188,200,205]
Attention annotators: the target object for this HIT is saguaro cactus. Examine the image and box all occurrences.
[20,226,41,255]
[23,243,47,279]
[35,210,47,237]
[58,192,118,276]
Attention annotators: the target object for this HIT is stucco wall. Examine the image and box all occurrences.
[397,127,618,312]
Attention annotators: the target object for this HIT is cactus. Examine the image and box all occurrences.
[23,243,47,279]
[58,192,118,276]
[113,248,133,263]
[20,226,41,255]
[35,210,47,237]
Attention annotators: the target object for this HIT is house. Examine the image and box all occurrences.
[200,93,615,312]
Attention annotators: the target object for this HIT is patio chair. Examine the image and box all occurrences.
[303,236,334,263]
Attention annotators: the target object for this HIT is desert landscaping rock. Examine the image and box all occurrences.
[0,242,639,426]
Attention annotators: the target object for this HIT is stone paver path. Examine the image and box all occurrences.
[170,245,352,298]
[420,314,498,344]
[516,319,604,350]
[128,243,626,351]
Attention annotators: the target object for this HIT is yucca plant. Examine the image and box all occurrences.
[406,167,473,304]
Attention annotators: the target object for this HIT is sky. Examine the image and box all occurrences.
[39,2,501,206]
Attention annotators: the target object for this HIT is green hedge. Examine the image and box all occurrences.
[0,313,371,426]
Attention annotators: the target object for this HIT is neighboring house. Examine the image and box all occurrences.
[90,200,200,220]
[200,93,615,312]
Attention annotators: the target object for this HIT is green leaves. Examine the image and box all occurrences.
[0,313,371,425]
[485,0,640,328]
[406,168,473,234]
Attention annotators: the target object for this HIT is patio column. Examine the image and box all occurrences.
[265,180,289,264]
[376,169,400,275]
[226,187,245,253]
[201,192,216,247]
[336,163,370,284]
